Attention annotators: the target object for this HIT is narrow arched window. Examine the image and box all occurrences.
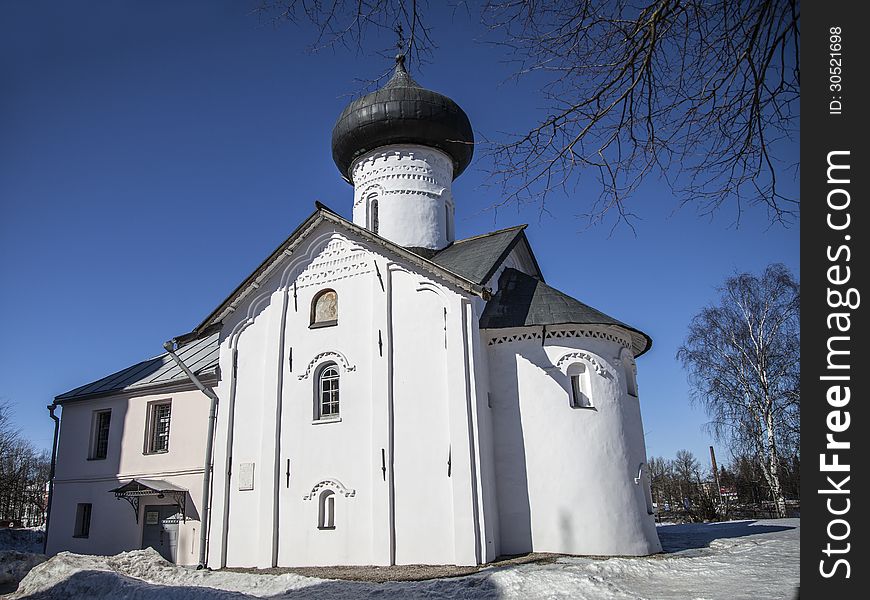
[317,363,340,419]
[318,489,336,529]
[567,363,593,408]
[621,349,639,397]
[310,289,338,328]
[366,190,379,234]
[445,203,453,241]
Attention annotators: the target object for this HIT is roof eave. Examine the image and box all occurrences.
[55,372,218,405]
[183,207,490,340]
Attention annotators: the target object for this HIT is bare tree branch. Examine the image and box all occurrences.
[253,0,800,229]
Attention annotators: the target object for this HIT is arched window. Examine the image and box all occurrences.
[621,348,638,397]
[310,289,338,328]
[317,363,340,419]
[367,190,379,234]
[567,363,593,408]
[445,203,453,241]
[318,489,336,529]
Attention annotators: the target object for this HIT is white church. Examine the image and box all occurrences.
[46,56,662,568]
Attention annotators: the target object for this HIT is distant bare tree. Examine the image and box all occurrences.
[672,449,701,485]
[252,0,799,228]
[0,401,51,525]
[677,264,799,518]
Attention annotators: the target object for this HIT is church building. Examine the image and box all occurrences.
[46,56,662,568]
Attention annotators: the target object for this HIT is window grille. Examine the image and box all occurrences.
[74,503,92,538]
[91,410,111,460]
[148,402,172,453]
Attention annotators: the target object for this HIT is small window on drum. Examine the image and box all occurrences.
[310,289,338,328]
[368,194,379,235]
[567,363,593,408]
[620,348,639,397]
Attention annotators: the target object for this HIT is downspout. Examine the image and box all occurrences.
[164,338,219,569]
[43,403,61,554]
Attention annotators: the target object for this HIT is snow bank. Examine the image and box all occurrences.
[0,551,47,587]
[8,519,800,599]
[0,527,44,553]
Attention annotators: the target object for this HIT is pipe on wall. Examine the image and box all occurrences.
[43,403,61,554]
[163,338,219,569]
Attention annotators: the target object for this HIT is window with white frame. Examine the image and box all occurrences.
[73,503,92,538]
[567,363,593,408]
[316,363,340,420]
[318,489,336,529]
[89,410,111,460]
[145,401,172,454]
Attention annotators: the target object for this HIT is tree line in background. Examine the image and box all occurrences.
[648,449,799,523]
[0,401,51,527]
[678,264,799,518]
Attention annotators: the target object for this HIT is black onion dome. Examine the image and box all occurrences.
[331,56,474,182]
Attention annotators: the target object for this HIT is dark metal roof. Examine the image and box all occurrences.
[331,55,474,182]
[56,332,219,403]
[109,479,188,495]
[431,225,538,285]
[479,268,652,356]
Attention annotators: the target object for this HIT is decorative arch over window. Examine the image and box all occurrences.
[303,478,356,500]
[303,479,356,530]
[315,362,340,420]
[620,347,639,397]
[310,289,338,328]
[566,362,593,408]
[555,350,609,377]
[298,350,356,380]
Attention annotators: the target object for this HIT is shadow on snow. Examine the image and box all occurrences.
[656,519,796,553]
[14,569,502,600]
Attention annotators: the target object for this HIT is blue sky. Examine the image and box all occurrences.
[0,2,798,470]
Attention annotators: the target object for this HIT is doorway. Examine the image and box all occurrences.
[141,504,180,562]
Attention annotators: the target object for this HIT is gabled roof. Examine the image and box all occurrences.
[184,204,492,341]
[430,225,543,285]
[479,268,652,356]
[56,207,543,403]
[55,332,219,403]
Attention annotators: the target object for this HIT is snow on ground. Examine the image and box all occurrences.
[0,528,44,554]
[0,528,47,592]
[5,519,799,599]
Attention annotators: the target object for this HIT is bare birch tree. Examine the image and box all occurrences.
[677,264,799,517]
[253,0,800,227]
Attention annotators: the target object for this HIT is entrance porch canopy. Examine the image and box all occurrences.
[110,478,187,523]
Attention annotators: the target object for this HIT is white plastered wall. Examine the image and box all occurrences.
[207,222,498,568]
[351,145,455,250]
[486,325,661,556]
[47,387,210,565]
